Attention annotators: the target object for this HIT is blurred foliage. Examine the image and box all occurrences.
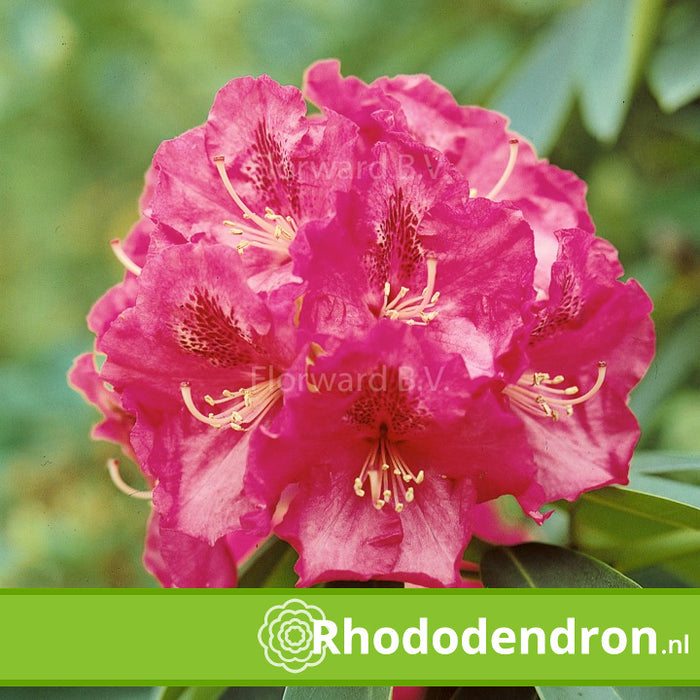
[0,0,698,587]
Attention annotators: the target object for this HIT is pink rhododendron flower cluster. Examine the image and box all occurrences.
[70,60,654,587]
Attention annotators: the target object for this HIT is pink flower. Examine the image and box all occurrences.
[246,323,535,586]
[143,510,266,588]
[100,241,297,544]
[143,511,238,588]
[71,63,654,588]
[88,166,159,344]
[68,352,136,461]
[294,134,537,378]
[148,75,357,294]
[304,59,593,293]
[504,228,655,510]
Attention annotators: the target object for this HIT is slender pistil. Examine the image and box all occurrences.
[469,138,519,200]
[110,239,142,276]
[107,458,153,499]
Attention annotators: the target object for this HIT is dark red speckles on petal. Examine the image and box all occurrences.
[342,365,429,439]
[172,287,268,368]
[245,119,301,217]
[365,187,424,288]
[530,271,583,343]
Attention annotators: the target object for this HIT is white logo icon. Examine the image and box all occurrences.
[258,598,328,673]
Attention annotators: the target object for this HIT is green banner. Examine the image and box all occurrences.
[0,590,696,685]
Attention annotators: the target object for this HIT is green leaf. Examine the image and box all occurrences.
[630,311,700,432]
[480,542,640,588]
[536,688,622,700]
[237,536,298,588]
[462,535,495,564]
[660,555,700,588]
[537,688,700,700]
[631,451,700,477]
[217,690,284,700]
[282,688,391,700]
[576,0,662,142]
[648,0,700,111]
[156,690,187,700]
[489,10,577,154]
[627,453,700,504]
[627,472,700,506]
[570,487,700,572]
[155,690,227,700]
[490,0,662,151]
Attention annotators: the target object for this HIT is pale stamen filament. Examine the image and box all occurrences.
[180,376,282,431]
[353,445,377,498]
[386,440,425,485]
[107,458,153,500]
[353,432,424,512]
[504,361,607,422]
[110,239,142,276]
[380,257,439,326]
[476,138,519,200]
[212,155,297,254]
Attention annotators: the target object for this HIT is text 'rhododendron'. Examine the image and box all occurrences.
[69,59,654,588]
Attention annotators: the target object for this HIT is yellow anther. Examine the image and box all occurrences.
[504,362,607,421]
[353,435,425,514]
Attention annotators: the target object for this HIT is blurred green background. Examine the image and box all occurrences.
[0,0,698,587]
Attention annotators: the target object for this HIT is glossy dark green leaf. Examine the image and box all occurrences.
[480,542,640,588]
[282,688,391,700]
[237,536,298,588]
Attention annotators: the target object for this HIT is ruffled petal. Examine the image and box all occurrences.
[516,385,640,507]
[101,242,282,405]
[68,353,135,459]
[424,198,536,376]
[151,126,233,243]
[304,59,407,149]
[529,229,654,391]
[143,407,254,544]
[88,210,155,342]
[276,466,403,586]
[143,511,238,588]
[387,474,474,587]
[205,75,309,218]
[278,469,475,587]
